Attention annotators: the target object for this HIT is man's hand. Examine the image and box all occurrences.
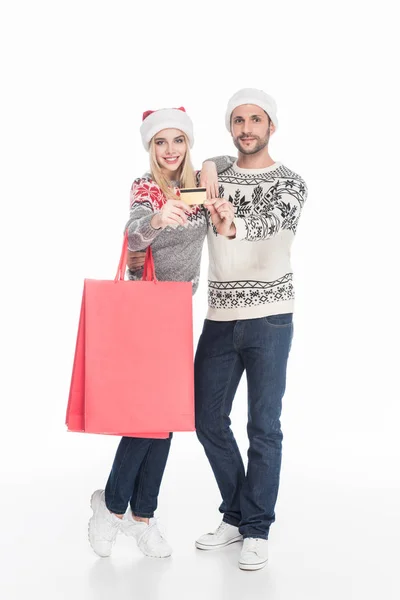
[205,197,236,238]
[200,161,219,199]
[127,250,146,271]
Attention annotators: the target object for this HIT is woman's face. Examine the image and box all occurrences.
[153,128,187,175]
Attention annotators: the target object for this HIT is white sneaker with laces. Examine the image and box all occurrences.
[238,538,268,571]
[195,521,243,550]
[88,489,121,557]
[136,518,172,558]
[121,509,171,558]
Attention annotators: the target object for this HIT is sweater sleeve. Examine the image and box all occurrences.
[125,178,165,251]
[234,178,308,242]
[203,155,236,174]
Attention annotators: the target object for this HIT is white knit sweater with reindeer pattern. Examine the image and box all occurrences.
[206,158,308,321]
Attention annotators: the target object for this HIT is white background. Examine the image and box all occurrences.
[1,1,399,598]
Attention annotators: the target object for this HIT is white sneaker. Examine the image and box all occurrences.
[238,538,268,571]
[88,489,121,557]
[121,509,171,558]
[195,521,243,550]
[137,518,172,558]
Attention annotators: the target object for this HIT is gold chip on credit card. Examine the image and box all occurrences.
[179,187,207,205]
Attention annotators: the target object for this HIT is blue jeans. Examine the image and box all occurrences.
[195,314,293,539]
[104,434,172,517]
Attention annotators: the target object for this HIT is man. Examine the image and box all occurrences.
[129,88,307,571]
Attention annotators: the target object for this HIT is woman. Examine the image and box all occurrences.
[88,107,224,560]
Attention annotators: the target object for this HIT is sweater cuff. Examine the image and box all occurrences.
[127,214,161,249]
[233,217,247,241]
[204,155,234,175]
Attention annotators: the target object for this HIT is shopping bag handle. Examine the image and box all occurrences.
[142,247,156,281]
[114,231,157,282]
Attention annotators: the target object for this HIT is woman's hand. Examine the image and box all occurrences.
[200,161,219,200]
[127,250,146,271]
[151,199,191,230]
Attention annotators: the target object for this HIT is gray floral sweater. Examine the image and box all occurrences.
[125,172,210,294]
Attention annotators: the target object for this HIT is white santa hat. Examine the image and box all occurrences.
[225,88,278,131]
[140,106,194,151]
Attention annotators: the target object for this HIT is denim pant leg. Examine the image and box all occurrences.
[105,436,153,514]
[238,314,293,540]
[130,434,173,518]
[195,320,245,527]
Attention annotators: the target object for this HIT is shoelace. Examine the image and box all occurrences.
[244,538,260,553]
[121,516,147,539]
[214,522,229,537]
[138,518,165,546]
[154,518,167,538]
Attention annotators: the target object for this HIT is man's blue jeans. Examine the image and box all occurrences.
[195,314,293,539]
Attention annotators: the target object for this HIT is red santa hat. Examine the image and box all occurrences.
[140,106,194,151]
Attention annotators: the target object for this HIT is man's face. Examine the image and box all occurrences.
[231,104,275,155]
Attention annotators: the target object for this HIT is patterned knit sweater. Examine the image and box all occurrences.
[125,175,207,294]
[206,157,308,321]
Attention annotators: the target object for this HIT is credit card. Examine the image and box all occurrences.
[179,187,207,205]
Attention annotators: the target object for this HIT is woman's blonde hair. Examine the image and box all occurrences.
[149,132,196,200]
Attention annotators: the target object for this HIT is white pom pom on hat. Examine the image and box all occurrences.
[140,106,194,151]
[225,88,278,131]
